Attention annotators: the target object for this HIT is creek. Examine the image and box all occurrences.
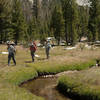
[21,76,72,100]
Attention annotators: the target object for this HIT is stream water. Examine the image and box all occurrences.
[21,77,72,100]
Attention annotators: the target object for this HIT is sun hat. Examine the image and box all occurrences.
[10,41,15,45]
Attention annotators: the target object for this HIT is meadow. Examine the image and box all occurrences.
[0,44,100,100]
[57,68,100,100]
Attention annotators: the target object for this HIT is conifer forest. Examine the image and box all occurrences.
[0,0,100,45]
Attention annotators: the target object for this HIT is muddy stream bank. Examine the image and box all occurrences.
[20,71,77,100]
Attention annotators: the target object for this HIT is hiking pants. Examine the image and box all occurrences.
[8,53,16,66]
[31,51,35,62]
[46,48,50,59]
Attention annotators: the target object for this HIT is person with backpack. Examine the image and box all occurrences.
[7,41,16,66]
[45,40,51,59]
[30,40,37,62]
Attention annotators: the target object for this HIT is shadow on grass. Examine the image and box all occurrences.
[37,58,46,61]
[25,61,33,63]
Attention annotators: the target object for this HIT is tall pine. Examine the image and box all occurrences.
[61,0,79,45]
[11,0,27,44]
[27,17,37,40]
[51,6,65,45]
[88,0,100,41]
[78,6,89,41]
[0,0,12,42]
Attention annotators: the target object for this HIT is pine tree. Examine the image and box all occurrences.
[11,0,27,44]
[41,0,50,36]
[70,0,79,45]
[78,6,89,41]
[27,17,37,40]
[61,0,79,45]
[32,0,41,40]
[88,0,100,41]
[0,0,12,42]
[51,6,65,45]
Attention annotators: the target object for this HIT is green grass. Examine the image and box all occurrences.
[0,66,43,100]
[0,60,95,100]
[57,68,100,100]
[0,45,100,100]
[0,80,43,100]
[0,66,38,85]
[27,59,95,75]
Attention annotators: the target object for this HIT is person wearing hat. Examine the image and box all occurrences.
[7,41,16,66]
[45,40,51,59]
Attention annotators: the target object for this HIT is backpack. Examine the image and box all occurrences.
[8,45,16,54]
[30,42,37,52]
[46,42,51,49]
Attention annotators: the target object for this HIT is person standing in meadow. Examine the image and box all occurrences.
[7,41,16,66]
[29,40,37,62]
[45,40,51,59]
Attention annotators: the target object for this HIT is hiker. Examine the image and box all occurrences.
[7,41,16,66]
[45,40,51,59]
[30,40,37,62]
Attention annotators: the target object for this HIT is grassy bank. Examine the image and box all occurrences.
[57,68,100,100]
[0,80,43,100]
[0,45,100,100]
[0,66,44,100]
[0,66,38,85]
[27,59,95,75]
